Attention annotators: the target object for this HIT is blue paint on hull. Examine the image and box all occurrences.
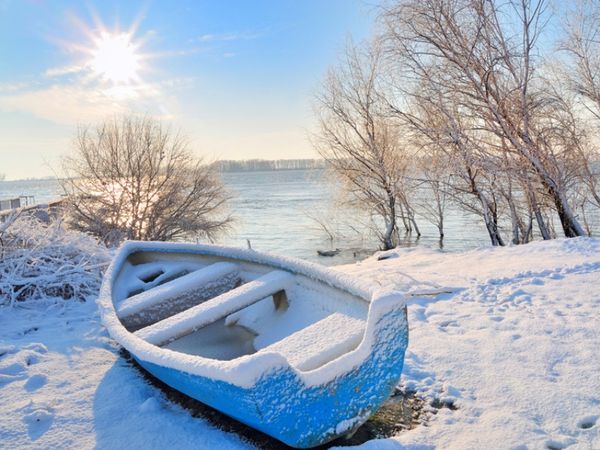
[134,305,408,448]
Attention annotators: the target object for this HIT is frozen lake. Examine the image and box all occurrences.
[0,170,494,264]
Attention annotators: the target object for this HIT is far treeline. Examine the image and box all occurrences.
[313,0,600,250]
[214,159,326,172]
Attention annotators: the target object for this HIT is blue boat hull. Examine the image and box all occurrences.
[99,242,410,448]
[134,304,408,448]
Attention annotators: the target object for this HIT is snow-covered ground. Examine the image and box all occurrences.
[1,238,599,449]
[343,238,600,450]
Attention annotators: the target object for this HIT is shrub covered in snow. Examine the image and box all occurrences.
[0,214,110,305]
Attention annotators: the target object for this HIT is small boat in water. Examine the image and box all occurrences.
[317,248,341,257]
[98,241,408,448]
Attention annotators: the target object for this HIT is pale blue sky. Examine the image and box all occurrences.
[0,0,374,180]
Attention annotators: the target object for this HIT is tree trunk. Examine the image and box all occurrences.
[528,153,585,237]
[550,189,586,238]
[410,215,421,237]
[382,218,396,250]
[479,192,505,247]
[402,199,421,237]
[524,214,533,243]
[507,196,520,245]
[396,201,410,233]
[437,195,445,238]
[382,191,398,250]
[524,178,551,240]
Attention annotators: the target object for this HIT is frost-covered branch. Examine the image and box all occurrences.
[0,215,110,306]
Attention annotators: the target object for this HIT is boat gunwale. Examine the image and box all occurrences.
[98,240,406,389]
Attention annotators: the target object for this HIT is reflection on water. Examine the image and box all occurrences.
[0,170,498,264]
[218,170,496,264]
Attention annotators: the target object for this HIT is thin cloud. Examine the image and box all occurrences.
[196,31,264,43]
[150,47,208,58]
[0,85,130,125]
[0,80,181,126]
[0,82,30,93]
[44,64,86,78]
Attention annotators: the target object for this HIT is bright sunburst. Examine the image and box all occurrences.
[91,31,140,84]
[52,12,152,93]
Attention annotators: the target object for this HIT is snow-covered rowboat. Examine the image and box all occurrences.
[98,241,408,448]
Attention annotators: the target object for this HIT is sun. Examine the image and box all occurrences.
[91,31,140,84]
[50,13,157,97]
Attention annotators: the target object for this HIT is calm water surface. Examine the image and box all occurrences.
[0,170,493,265]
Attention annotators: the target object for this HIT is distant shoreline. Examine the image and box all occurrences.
[0,159,327,182]
[214,159,326,172]
[219,167,325,173]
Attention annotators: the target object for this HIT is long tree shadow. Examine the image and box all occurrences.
[121,350,429,449]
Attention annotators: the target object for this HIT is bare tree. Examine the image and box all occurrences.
[389,70,510,245]
[62,116,232,246]
[412,146,450,239]
[561,0,600,209]
[562,0,600,118]
[381,0,587,238]
[312,42,418,250]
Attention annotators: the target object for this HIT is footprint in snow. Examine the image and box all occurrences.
[21,343,47,354]
[507,288,530,301]
[22,343,48,366]
[545,440,566,450]
[0,362,28,387]
[23,407,54,441]
[576,414,598,430]
[0,344,47,388]
[0,344,17,359]
[437,320,459,331]
[411,307,427,322]
[24,374,48,392]
[545,437,576,450]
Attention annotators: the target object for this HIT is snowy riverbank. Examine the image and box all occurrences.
[1,238,599,449]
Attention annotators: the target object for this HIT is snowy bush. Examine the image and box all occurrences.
[0,214,110,305]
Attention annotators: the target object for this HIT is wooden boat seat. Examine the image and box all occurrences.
[259,312,365,371]
[116,262,241,330]
[134,270,295,346]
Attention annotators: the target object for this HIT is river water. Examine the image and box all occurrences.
[0,170,496,265]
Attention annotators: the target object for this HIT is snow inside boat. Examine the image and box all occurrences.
[98,241,409,448]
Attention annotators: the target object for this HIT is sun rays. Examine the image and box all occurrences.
[47,11,155,99]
